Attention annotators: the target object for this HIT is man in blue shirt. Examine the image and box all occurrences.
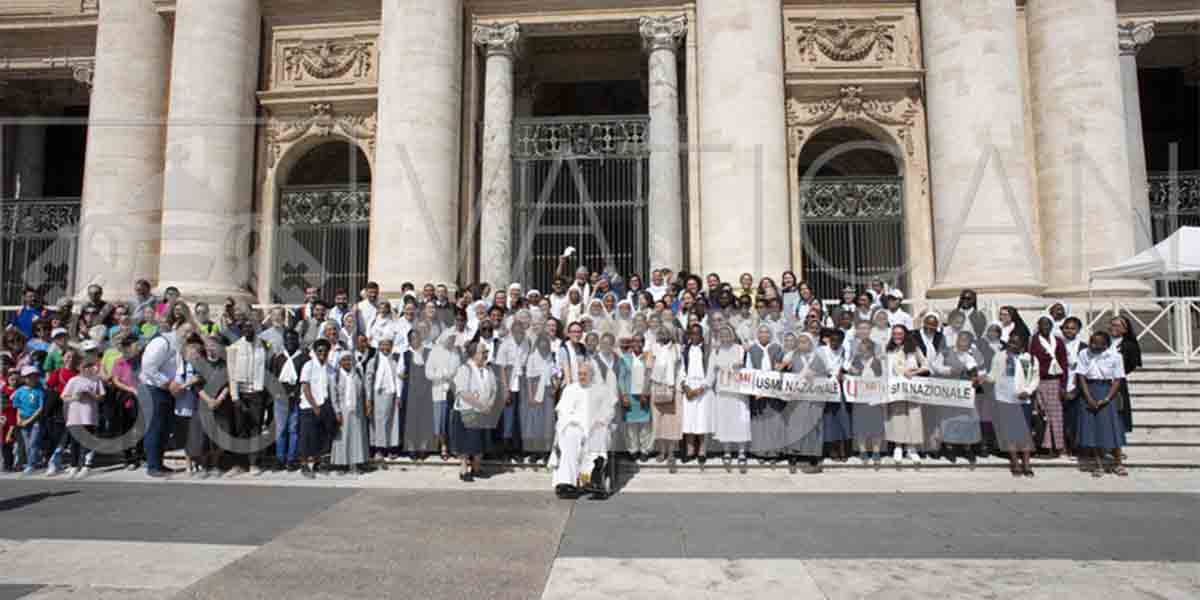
[10,288,45,340]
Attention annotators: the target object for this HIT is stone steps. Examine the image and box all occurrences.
[1135,410,1200,426]
[1129,392,1199,410]
[1128,426,1200,444]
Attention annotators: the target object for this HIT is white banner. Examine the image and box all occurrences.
[727,369,841,403]
[729,370,976,409]
[885,376,976,408]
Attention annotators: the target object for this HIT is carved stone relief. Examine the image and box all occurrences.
[266,103,377,170]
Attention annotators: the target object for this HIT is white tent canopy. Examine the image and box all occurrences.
[1090,226,1200,282]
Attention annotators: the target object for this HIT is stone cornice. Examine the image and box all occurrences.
[473,21,521,58]
[639,14,686,53]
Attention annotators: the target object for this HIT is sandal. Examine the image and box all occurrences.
[1112,465,1129,477]
[1091,469,1103,478]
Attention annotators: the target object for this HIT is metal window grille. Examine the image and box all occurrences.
[798,177,905,299]
[0,198,80,305]
[273,185,370,303]
[512,116,651,292]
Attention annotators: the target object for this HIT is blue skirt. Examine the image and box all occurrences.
[1076,381,1127,450]
[451,410,491,456]
[822,401,851,442]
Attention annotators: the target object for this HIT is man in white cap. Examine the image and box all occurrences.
[43,327,71,372]
[883,289,914,330]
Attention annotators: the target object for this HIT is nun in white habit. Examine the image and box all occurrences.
[553,361,617,497]
[425,330,461,460]
[521,334,559,457]
[331,353,370,471]
[366,337,405,457]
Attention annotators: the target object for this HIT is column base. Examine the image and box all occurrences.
[154,282,257,306]
[924,279,1047,300]
[1043,279,1153,299]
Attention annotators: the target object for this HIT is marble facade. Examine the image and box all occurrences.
[0,0,1194,303]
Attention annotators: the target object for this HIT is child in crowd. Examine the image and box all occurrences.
[62,353,105,479]
[12,365,45,475]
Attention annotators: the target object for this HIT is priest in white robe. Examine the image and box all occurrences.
[553,361,617,498]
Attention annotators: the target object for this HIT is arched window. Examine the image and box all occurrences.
[273,141,371,303]
[796,126,905,299]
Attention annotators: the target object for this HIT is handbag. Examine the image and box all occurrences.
[651,383,675,406]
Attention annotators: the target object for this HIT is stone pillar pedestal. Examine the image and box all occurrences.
[1118,21,1156,253]
[473,22,520,288]
[696,0,791,282]
[75,0,171,296]
[921,0,1045,298]
[371,0,463,295]
[1027,0,1150,297]
[640,15,687,274]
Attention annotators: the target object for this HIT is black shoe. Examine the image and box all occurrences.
[286,464,300,472]
[556,483,581,499]
[589,457,607,492]
[460,472,474,482]
[146,469,170,478]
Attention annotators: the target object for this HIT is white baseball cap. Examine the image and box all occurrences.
[51,327,68,339]
[20,366,39,377]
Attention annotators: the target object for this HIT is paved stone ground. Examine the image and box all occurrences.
[1,469,1198,599]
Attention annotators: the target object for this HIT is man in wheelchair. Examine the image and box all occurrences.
[553,361,617,500]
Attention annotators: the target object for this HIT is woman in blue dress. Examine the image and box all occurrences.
[1075,331,1129,477]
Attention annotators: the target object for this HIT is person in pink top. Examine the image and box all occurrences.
[63,353,106,479]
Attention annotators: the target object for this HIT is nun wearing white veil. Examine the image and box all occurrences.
[520,334,558,459]
[426,329,462,461]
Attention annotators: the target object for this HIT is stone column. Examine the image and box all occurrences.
[75,0,171,295]
[640,15,687,275]
[13,122,45,198]
[1027,0,1149,297]
[697,0,791,281]
[921,0,1044,298]
[154,0,261,302]
[372,0,463,294]
[1118,21,1156,252]
[473,22,520,288]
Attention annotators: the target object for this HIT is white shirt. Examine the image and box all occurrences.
[300,358,335,407]
[886,309,914,330]
[139,335,177,389]
[357,299,379,331]
[647,284,669,302]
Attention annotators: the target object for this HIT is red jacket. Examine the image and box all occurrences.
[1028,334,1069,388]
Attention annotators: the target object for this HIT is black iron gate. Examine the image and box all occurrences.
[1149,171,1200,297]
[1,199,80,305]
[799,177,905,300]
[512,116,650,293]
[273,185,370,303]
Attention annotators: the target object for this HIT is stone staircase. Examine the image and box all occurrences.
[1124,363,1200,466]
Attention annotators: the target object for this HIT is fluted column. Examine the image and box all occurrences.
[372,0,463,294]
[1027,0,1149,297]
[156,0,261,301]
[75,0,171,295]
[921,0,1044,297]
[641,15,687,275]
[473,22,520,288]
[1118,21,1156,253]
[697,0,790,281]
[13,122,45,198]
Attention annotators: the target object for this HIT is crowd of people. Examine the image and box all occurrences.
[0,254,1143,497]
